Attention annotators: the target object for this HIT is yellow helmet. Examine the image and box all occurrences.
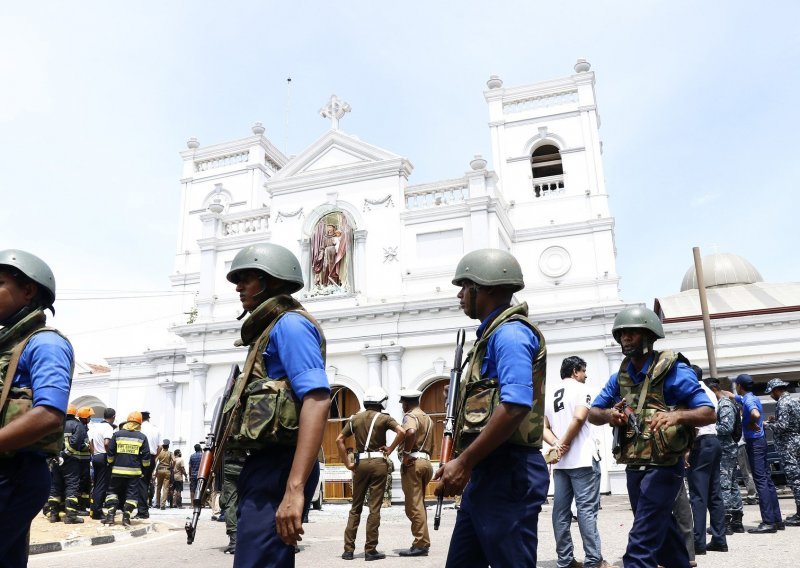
[127,411,143,424]
[67,404,77,416]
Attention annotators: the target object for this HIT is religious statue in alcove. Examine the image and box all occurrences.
[311,212,352,294]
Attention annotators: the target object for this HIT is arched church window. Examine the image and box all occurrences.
[531,144,565,197]
[309,211,354,296]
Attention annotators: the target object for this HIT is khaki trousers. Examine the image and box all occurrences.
[344,458,388,553]
[155,468,171,507]
[401,458,433,549]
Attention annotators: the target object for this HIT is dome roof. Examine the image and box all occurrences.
[680,253,763,292]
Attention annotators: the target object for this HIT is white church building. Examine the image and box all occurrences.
[70,60,646,497]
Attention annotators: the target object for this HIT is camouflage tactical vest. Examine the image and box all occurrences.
[453,303,546,455]
[0,310,71,457]
[224,295,327,450]
[614,350,694,466]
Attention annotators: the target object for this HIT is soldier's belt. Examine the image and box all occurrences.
[357,452,384,460]
[409,452,430,460]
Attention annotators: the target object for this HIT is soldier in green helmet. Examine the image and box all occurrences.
[589,306,715,568]
[0,249,74,565]
[223,243,330,566]
[434,248,549,567]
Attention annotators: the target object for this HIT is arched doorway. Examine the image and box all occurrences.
[323,385,360,501]
[420,378,448,498]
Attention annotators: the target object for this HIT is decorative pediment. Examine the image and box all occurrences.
[272,130,403,179]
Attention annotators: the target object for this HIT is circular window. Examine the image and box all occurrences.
[539,246,571,278]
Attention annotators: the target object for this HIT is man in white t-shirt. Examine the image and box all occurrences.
[88,407,116,520]
[544,356,612,568]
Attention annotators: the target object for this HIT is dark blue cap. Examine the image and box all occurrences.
[734,374,754,388]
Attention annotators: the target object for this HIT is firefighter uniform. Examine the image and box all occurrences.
[60,409,91,522]
[103,412,151,526]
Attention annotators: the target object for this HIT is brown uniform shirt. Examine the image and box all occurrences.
[402,407,435,455]
[342,410,399,452]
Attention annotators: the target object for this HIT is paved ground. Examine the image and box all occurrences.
[29,496,800,567]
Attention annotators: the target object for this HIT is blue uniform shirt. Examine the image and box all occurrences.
[476,305,539,409]
[735,392,764,440]
[12,331,73,413]
[592,353,712,410]
[263,311,330,401]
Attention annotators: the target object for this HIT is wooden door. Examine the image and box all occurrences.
[420,378,448,499]
[323,386,359,501]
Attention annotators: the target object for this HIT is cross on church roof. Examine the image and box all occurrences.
[320,95,351,130]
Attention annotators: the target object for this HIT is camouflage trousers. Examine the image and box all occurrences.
[720,448,743,512]
[777,443,800,508]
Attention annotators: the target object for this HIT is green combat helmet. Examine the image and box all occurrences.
[0,249,57,308]
[226,243,304,294]
[611,306,665,343]
[451,248,525,291]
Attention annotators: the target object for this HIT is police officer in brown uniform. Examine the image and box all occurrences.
[397,388,434,557]
[337,386,405,561]
[154,438,173,509]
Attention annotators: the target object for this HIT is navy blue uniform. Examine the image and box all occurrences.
[233,312,329,568]
[593,356,712,568]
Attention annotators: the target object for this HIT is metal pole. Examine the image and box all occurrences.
[693,247,718,378]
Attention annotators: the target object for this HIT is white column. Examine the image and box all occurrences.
[354,229,367,294]
[187,362,209,446]
[299,238,311,290]
[383,346,405,421]
[197,213,220,321]
[160,382,178,442]
[365,353,382,389]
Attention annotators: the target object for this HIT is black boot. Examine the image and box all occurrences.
[102,509,116,525]
[63,512,84,524]
[729,510,744,533]
[723,512,733,535]
[223,533,236,554]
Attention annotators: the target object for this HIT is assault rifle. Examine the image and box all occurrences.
[434,328,465,531]
[186,364,239,545]
[612,400,641,455]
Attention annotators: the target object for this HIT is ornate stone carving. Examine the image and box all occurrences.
[383,246,398,263]
[320,95,351,130]
[539,246,572,278]
[275,207,304,222]
[363,194,394,211]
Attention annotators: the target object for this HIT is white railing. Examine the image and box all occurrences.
[405,180,469,209]
[504,90,578,113]
[532,174,565,198]
[222,208,270,236]
[196,151,250,172]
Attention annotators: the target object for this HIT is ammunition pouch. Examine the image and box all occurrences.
[613,408,693,466]
[455,379,498,454]
[0,386,64,456]
[227,377,300,450]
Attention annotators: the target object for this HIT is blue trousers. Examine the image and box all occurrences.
[0,454,51,567]
[687,435,726,549]
[91,453,110,514]
[552,461,602,567]
[745,437,782,524]
[624,462,690,568]
[445,446,548,568]
[234,448,319,568]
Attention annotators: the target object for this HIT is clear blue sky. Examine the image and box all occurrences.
[2,1,798,361]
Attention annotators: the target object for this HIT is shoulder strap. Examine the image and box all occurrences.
[634,351,660,415]
[419,413,432,451]
[363,411,381,453]
[0,327,55,415]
